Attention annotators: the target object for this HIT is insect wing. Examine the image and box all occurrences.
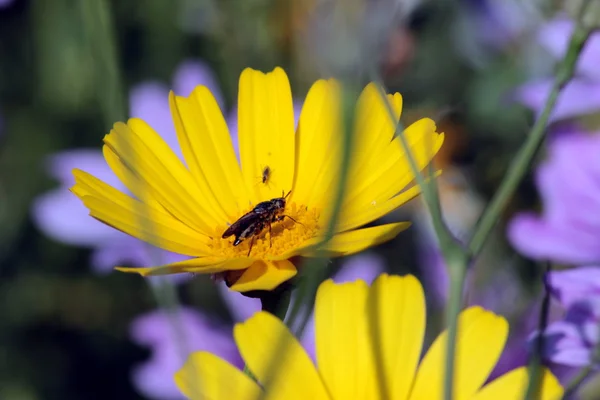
[235,218,266,245]
[222,212,260,238]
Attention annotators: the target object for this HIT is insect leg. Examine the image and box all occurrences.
[247,235,256,257]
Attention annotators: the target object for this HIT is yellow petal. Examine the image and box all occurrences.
[116,257,253,276]
[349,84,403,181]
[170,89,249,221]
[472,367,563,400]
[103,119,224,234]
[72,168,141,209]
[366,274,426,400]
[409,307,509,400]
[234,311,330,400]
[322,222,411,256]
[72,169,212,256]
[102,145,163,210]
[175,351,262,400]
[336,185,422,232]
[291,78,342,209]
[343,118,443,215]
[238,67,296,203]
[311,84,403,212]
[350,117,441,191]
[229,259,297,292]
[315,278,378,398]
[275,222,410,260]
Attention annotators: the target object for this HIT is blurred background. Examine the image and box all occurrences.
[0,0,594,399]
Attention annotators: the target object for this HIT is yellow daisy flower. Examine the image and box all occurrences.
[71,67,443,292]
[175,274,564,399]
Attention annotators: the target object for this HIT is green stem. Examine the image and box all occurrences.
[79,0,195,394]
[467,22,592,257]
[461,18,591,400]
[260,286,293,318]
[523,263,552,400]
[562,324,600,398]
[370,7,592,400]
[370,77,457,253]
[442,251,469,400]
[253,85,359,396]
[285,85,359,332]
[79,0,126,124]
[562,364,595,399]
[369,70,467,400]
[562,316,600,398]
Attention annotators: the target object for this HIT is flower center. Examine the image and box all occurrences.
[210,202,321,258]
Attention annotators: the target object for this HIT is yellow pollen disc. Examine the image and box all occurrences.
[210,202,321,258]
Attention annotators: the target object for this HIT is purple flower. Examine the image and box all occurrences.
[507,127,600,265]
[32,60,226,275]
[452,0,543,69]
[533,267,600,368]
[130,253,385,399]
[515,16,600,121]
[463,0,540,49]
[0,0,15,9]
[129,60,227,160]
[515,78,600,122]
[130,307,242,400]
[536,17,600,81]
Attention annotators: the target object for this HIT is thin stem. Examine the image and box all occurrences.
[562,364,596,399]
[256,85,359,400]
[79,2,195,393]
[369,72,468,400]
[442,252,469,400]
[369,75,457,252]
[523,263,552,400]
[372,14,591,400]
[79,0,126,124]
[260,286,293,318]
[562,318,600,397]
[458,12,592,400]
[467,22,593,257]
[285,86,359,332]
[562,321,600,399]
[460,18,591,400]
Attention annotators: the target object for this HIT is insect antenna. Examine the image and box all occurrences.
[282,214,305,226]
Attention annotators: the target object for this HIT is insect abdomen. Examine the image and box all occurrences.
[233,220,265,246]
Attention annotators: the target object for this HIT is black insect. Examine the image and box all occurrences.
[261,166,272,185]
[222,191,300,256]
